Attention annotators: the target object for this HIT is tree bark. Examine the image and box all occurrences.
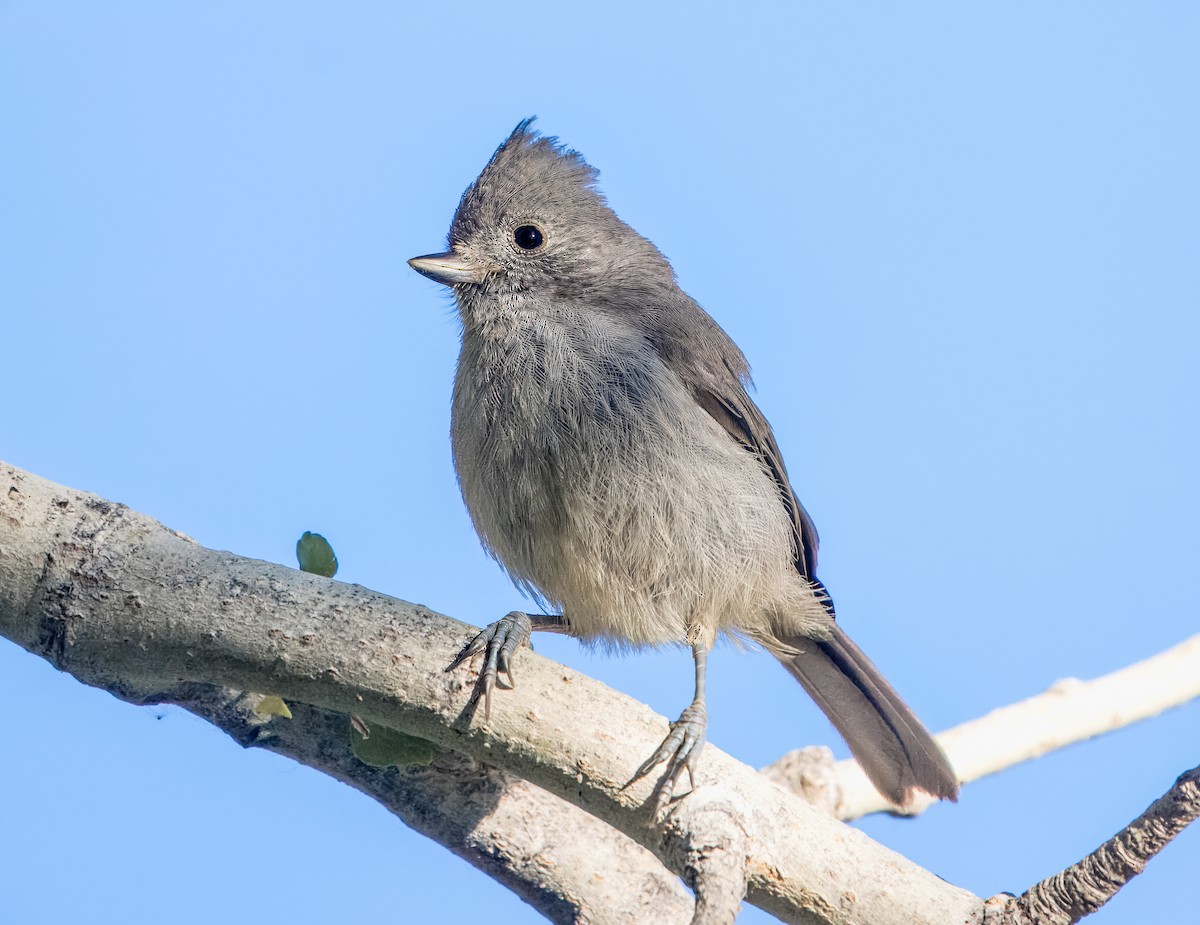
[3,461,1196,924]
[0,461,980,923]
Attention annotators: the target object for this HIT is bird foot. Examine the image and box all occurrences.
[629,700,708,817]
[445,610,532,721]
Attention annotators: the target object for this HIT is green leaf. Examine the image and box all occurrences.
[296,531,338,577]
[350,720,434,768]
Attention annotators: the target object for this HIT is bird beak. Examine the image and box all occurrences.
[408,250,488,286]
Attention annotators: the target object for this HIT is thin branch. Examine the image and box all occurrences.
[984,765,1200,925]
[0,461,983,924]
[763,636,1200,821]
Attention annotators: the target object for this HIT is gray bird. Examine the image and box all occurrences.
[409,120,958,812]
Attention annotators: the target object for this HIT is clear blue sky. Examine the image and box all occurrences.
[2,4,1197,923]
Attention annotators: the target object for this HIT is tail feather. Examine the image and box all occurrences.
[778,626,959,806]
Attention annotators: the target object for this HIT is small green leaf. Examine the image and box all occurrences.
[253,696,292,719]
[350,720,434,768]
[297,531,338,577]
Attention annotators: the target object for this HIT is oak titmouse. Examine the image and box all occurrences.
[409,120,958,810]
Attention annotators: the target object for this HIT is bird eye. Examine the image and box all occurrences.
[513,225,544,251]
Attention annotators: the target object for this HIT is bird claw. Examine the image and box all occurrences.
[628,701,708,817]
[445,611,533,721]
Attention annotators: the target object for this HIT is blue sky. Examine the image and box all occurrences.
[2,3,1197,922]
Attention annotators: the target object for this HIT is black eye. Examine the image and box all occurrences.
[514,225,544,250]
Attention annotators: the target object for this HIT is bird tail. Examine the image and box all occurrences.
[776,625,959,806]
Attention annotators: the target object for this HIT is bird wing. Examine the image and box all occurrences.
[688,358,822,580]
[634,290,822,581]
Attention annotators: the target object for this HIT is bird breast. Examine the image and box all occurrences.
[450,305,806,649]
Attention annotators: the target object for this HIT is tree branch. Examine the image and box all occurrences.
[0,462,984,923]
[985,764,1200,925]
[172,685,694,924]
[763,636,1200,821]
[8,460,1196,924]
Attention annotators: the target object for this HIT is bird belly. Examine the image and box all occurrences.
[451,321,811,649]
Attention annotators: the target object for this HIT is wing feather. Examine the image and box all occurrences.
[689,363,821,581]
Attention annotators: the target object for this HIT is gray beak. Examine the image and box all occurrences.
[408,250,488,286]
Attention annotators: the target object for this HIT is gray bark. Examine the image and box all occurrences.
[7,461,1191,924]
[0,460,980,922]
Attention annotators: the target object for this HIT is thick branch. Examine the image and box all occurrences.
[764,635,1200,820]
[169,685,694,925]
[0,462,983,923]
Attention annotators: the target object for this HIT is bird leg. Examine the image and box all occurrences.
[631,642,709,817]
[445,611,567,720]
